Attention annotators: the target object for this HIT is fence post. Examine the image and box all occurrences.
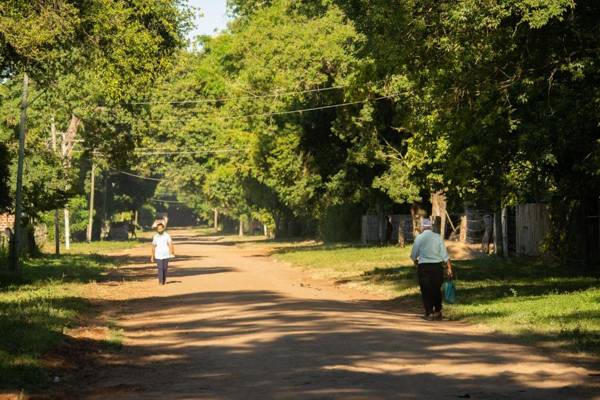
[493,210,503,256]
[501,207,509,257]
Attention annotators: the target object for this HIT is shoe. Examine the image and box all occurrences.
[433,311,443,321]
[423,313,434,321]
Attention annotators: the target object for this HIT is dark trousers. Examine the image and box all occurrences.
[418,263,444,315]
[157,258,169,285]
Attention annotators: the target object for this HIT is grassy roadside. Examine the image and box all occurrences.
[42,237,148,255]
[0,249,124,392]
[272,243,600,356]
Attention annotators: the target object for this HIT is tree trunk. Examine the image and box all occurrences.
[213,209,219,231]
[60,114,80,250]
[51,116,60,255]
[431,192,447,238]
[239,216,244,237]
[86,160,96,242]
[10,73,28,272]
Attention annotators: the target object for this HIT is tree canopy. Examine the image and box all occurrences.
[2,0,599,255]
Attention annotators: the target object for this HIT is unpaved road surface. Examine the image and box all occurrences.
[74,230,598,400]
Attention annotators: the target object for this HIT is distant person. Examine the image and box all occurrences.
[385,215,394,245]
[128,219,140,240]
[482,214,493,254]
[151,223,175,285]
[410,218,453,321]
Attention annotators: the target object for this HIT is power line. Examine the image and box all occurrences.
[83,148,244,159]
[130,85,346,105]
[116,170,164,181]
[132,149,241,155]
[127,81,387,105]
[149,198,187,204]
[143,94,399,123]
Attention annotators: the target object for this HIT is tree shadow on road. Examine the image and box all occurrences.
[72,289,600,400]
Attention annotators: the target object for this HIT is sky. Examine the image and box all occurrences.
[187,0,231,39]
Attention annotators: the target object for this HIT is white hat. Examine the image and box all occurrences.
[421,218,432,229]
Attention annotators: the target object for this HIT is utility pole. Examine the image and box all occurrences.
[62,129,71,250]
[51,116,60,255]
[86,157,96,242]
[10,73,29,273]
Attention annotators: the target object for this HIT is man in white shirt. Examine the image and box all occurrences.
[410,218,453,321]
[151,223,175,285]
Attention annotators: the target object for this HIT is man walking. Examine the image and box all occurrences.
[410,218,453,321]
[151,222,175,285]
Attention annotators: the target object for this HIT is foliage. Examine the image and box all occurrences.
[139,0,394,237]
[0,143,10,211]
[0,0,191,99]
[4,0,599,253]
[0,0,192,234]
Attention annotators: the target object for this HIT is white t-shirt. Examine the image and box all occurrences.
[152,232,172,260]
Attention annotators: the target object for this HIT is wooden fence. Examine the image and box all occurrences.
[360,203,558,258]
[514,203,550,256]
[361,215,414,245]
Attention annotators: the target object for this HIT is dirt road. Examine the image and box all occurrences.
[75,230,598,400]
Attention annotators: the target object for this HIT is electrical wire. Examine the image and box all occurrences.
[129,85,346,105]
[142,94,399,123]
[132,149,241,155]
[149,198,187,204]
[127,80,388,105]
[116,170,164,181]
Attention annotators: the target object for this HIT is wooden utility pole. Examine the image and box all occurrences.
[10,73,29,272]
[86,158,96,242]
[51,116,60,255]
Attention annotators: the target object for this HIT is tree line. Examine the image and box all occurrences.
[1,1,599,262]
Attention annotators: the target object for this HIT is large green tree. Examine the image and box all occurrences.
[0,0,191,239]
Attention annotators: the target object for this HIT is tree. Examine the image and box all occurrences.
[0,0,192,253]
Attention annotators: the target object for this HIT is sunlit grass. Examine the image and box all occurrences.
[0,254,116,391]
[275,243,600,355]
[42,239,146,255]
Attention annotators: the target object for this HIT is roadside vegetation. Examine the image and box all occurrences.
[0,252,121,392]
[273,243,600,356]
[42,239,146,255]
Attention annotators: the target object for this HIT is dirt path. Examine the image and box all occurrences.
[74,230,598,400]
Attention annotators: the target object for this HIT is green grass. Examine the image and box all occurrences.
[195,227,220,236]
[274,243,418,297]
[274,243,600,355]
[0,253,116,392]
[43,239,146,255]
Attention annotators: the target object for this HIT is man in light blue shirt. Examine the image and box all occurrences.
[411,218,453,321]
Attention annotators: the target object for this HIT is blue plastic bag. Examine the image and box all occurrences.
[442,280,456,304]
